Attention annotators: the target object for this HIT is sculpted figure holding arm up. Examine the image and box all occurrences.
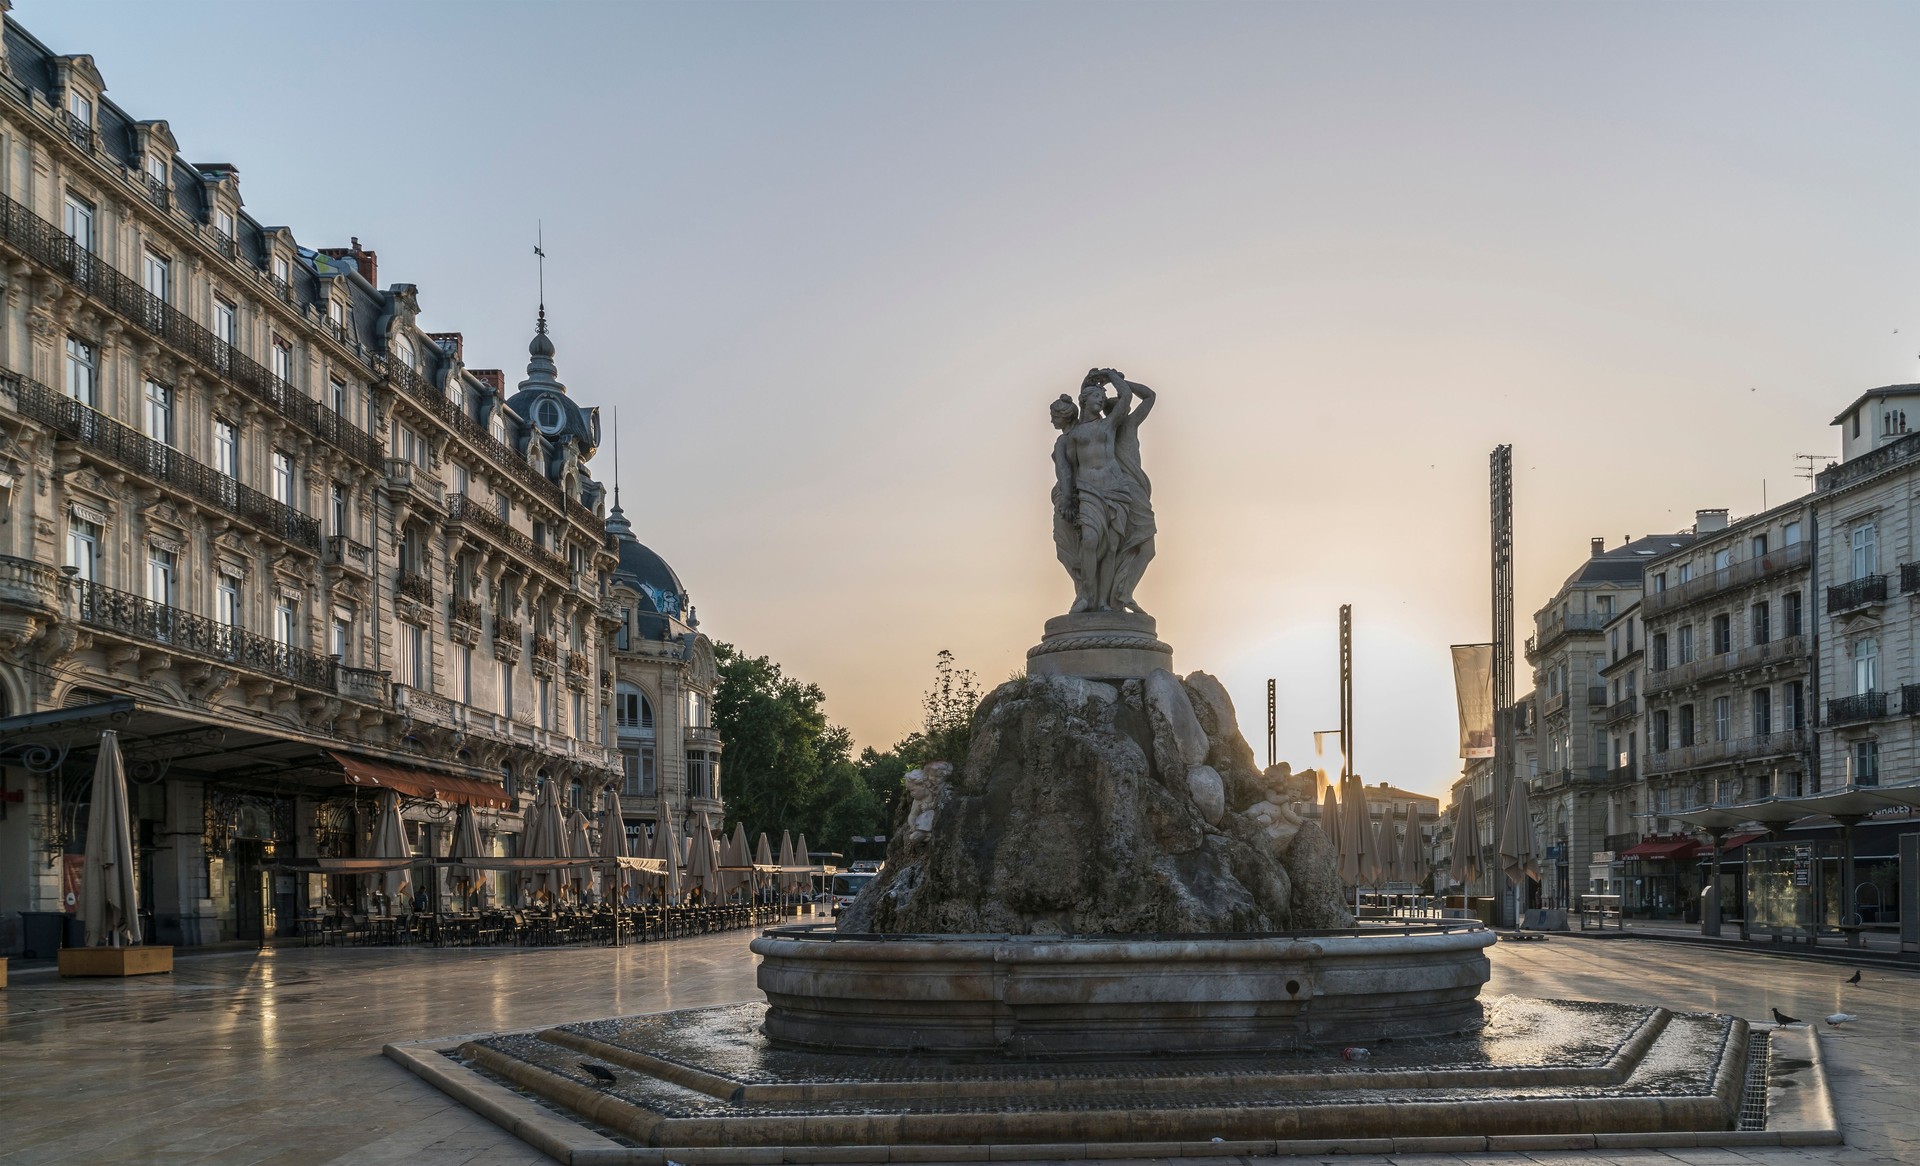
[1053,368,1156,615]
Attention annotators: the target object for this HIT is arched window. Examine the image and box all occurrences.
[614,683,654,735]
[615,683,657,799]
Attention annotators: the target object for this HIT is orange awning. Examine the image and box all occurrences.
[1619,838,1702,860]
[329,752,512,809]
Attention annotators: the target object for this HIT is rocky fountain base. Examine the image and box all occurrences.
[382,661,1837,1159]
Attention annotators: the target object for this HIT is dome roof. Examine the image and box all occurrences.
[606,501,687,617]
[504,306,599,456]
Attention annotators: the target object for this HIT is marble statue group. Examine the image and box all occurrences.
[1051,368,1156,616]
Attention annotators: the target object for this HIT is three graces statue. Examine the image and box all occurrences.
[1051,368,1156,616]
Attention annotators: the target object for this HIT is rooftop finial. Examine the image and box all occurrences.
[613,405,622,511]
[534,220,546,316]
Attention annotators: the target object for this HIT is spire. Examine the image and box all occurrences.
[523,224,562,390]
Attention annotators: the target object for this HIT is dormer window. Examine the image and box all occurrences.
[145,154,167,188]
[328,299,345,327]
[394,336,415,370]
[448,379,465,411]
[272,253,291,287]
[214,208,235,240]
[68,91,93,127]
[535,398,563,435]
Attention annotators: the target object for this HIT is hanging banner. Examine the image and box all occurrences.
[1451,643,1496,759]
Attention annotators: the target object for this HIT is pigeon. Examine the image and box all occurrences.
[579,1061,617,1084]
[1846,970,1862,985]
[1826,1013,1857,1027]
[1771,1007,1801,1025]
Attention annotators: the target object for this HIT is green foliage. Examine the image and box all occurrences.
[713,645,983,859]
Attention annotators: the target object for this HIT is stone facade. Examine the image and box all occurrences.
[0,12,688,951]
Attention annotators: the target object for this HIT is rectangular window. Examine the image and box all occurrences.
[1854,637,1879,695]
[1596,594,1613,617]
[1784,521,1803,546]
[1713,696,1731,742]
[328,299,345,327]
[1677,625,1693,665]
[1751,534,1768,558]
[457,643,472,704]
[1651,709,1670,752]
[275,598,298,647]
[1786,681,1805,731]
[1711,614,1731,656]
[405,623,425,689]
[213,419,238,478]
[62,193,95,251]
[272,339,293,384]
[1678,704,1696,748]
[1751,601,1770,645]
[615,607,631,652]
[330,482,347,537]
[214,208,235,240]
[272,450,294,505]
[1653,571,1667,593]
[1677,563,1693,584]
[1783,591,1802,637]
[144,380,173,446]
[147,547,176,606]
[143,253,171,302]
[500,662,514,718]
[539,678,553,730]
[572,692,585,738]
[1852,740,1879,787]
[331,616,351,659]
[1852,522,1878,580]
[272,254,291,286]
[216,574,242,627]
[623,745,658,798]
[495,492,510,522]
[1651,633,1668,672]
[68,91,92,126]
[329,377,347,416]
[214,299,237,348]
[66,518,99,582]
[64,338,97,407]
[1752,688,1771,737]
[1713,548,1731,572]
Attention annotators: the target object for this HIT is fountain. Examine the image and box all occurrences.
[389,369,1837,1160]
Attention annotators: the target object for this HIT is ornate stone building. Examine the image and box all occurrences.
[0,11,649,950]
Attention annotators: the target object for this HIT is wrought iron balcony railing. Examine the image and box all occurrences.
[1827,575,1888,615]
[59,110,94,153]
[0,371,320,550]
[1640,541,1810,616]
[532,634,560,662]
[1608,696,1637,723]
[76,579,347,693]
[451,597,482,627]
[1644,634,1808,696]
[1826,692,1890,727]
[0,192,380,467]
[1587,685,1609,707]
[443,493,570,577]
[1644,728,1808,775]
[1902,562,1920,594]
[395,570,434,605]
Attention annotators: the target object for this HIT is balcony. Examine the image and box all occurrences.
[1607,696,1637,723]
[1605,761,1637,785]
[531,633,559,679]
[1902,562,1920,594]
[0,371,321,551]
[325,536,371,575]
[1828,575,1888,615]
[1817,429,1920,493]
[443,493,569,579]
[141,172,170,213]
[449,597,482,646]
[1902,685,1920,716]
[1826,692,1890,727]
[686,725,723,751]
[0,193,381,467]
[392,683,617,773]
[1644,728,1808,775]
[1586,685,1609,707]
[1543,690,1569,717]
[75,579,374,697]
[59,109,94,153]
[564,650,592,690]
[0,554,65,617]
[492,616,523,664]
[1643,634,1808,696]
[1641,541,1810,616]
[394,570,432,624]
[1533,609,1613,655]
[385,459,443,513]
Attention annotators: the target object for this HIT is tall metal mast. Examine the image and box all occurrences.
[1339,604,1353,780]
[1490,445,1515,926]
[1266,679,1277,771]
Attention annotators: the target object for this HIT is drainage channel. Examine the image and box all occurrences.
[1736,1028,1771,1132]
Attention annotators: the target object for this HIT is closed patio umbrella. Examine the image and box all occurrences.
[1319,785,1343,862]
[80,730,141,948]
[755,831,775,898]
[1499,773,1539,890]
[777,831,800,896]
[793,832,814,900]
[520,783,567,903]
[565,809,592,900]
[725,822,752,899]
[654,810,683,905]
[446,803,485,909]
[1399,806,1425,889]
[368,792,412,915]
[1450,784,1484,891]
[1340,775,1377,887]
[598,788,630,903]
[686,814,718,901]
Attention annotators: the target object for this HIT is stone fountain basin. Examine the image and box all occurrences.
[752,921,1494,1056]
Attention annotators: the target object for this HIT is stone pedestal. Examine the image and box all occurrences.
[1026,612,1172,680]
[57,945,173,977]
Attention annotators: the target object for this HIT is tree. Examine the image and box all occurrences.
[858,650,983,821]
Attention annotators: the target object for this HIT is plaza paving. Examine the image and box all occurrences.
[1,932,1914,1166]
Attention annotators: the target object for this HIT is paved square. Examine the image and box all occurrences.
[1,934,1913,1165]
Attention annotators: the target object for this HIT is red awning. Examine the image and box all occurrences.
[329,752,512,809]
[1718,832,1765,851]
[1619,838,1703,860]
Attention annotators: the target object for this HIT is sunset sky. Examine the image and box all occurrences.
[38,1,1920,797]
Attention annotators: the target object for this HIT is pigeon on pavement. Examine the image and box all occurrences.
[1846,970,1862,985]
[579,1062,617,1084]
[1826,1013,1857,1027]
[1771,1007,1801,1025]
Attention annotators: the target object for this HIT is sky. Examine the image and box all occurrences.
[30,1,1920,798]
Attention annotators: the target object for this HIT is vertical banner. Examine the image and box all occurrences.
[1451,643,1496,759]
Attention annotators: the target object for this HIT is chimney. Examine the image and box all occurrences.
[470,369,504,394]
[318,237,378,285]
[1695,509,1729,533]
[428,332,464,362]
[1590,537,1606,557]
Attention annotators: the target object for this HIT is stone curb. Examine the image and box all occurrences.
[384,1038,622,1165]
